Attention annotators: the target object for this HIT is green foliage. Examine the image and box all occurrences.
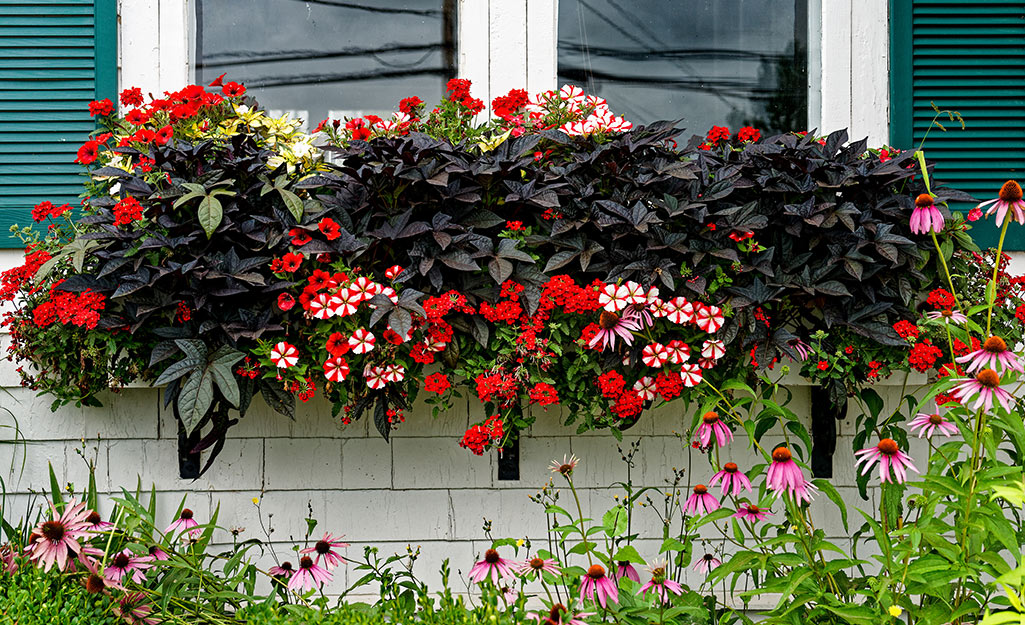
[0,566,120,625]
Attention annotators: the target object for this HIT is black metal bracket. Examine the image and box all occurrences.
[178,419,202,480]
[810,385,846,478]
[497,436,520,481]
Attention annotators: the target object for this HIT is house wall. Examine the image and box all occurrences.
[0,0,1014,607]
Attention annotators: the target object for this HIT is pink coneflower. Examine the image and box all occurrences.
[527,603,593,625]
[910,193,944,234]
[26,500,91,572]
[684,484,720,515]
[469,549,517,584]
[925,309,968,324]
[788,338,811,362]
[691,553,721,574]
[1,544,17,575]
[977,180,1025,225]
[147,545,169,562]
[613,560,640,582]
[269,561,295,578]
[696,411,733,447]
[288,555,333,592]
[588,308,642,351]
[300,532,349,570]
[500,585,519,603]
[638,562,683,603]
[84,571,123,594]
[908,411,959,438]
[855,439,919,484]
[549,454,579,477]
[113,591,158,625]
[82,510,113,535]
[733,503,771,522]
[956,335,1023,374]
[579,564,619,608]
[518,556,560,578]
[952,368,1014,412]
[165,508,200,538]
[709,462,753,497]
[766,447,816,504]
[105,549,153,585]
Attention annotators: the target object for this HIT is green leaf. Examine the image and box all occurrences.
[568,541,596,555]
[198,195,223,238]
[612,544,646,565]
[602,505,628,537]
[277,188,304,222]
[178,369,214,434]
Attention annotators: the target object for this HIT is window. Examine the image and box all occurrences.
[557,0,812,135]
[192,0,457,129]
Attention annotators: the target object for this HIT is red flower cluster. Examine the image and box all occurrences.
[893,320,920,340]
[480,300,522,324]
[31,201,71,222]
[908,339,942,372]
[706,126,731,144]
[88,98,114,117]
[528,382,559,406]
[926,288,956,310]
[120,87,144,107]
[424,372,451,394]
[475,370,519,408]
[399,96,424,118]
[0,247,52,302]
[737,126,761,142]
[597,370,626,399]
[112,197,144,227]
[654,371,683,401]
[491,88,529,120]
[32,282,106,330]
[445,78,484,115]
[459,414,503,455]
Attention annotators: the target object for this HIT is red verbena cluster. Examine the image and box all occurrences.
[0,247,52,302]
[459,414,504,455]
[31,201,72,223]
[893,320,920,340]
[113,197,144,227]
[908,340,943,372]
[926,288,956,310]
[31,281,106,330]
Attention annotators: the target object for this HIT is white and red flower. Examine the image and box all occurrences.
[663,297,694,324]
[633,376,656,400]
[383,364,406,383]
[641,342,669,367]
[679,364,703,387]
[598,283,631,312]
[695,304,724,333]
[364,365,387,389]
[348,329,376,354]
[349,277,379,302]
[270,342,299,368]
[701,339,726,360]
[308,292,334,320]
[323,357,350,382]
[329,288,361,317]
[665,340,691,364]
[385,265,403,279]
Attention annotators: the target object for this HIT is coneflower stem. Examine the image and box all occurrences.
[987,216,1011,335]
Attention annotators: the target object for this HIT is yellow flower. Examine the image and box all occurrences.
[515,538,525,547]
[888,605,903,618]
[251,497,260,505]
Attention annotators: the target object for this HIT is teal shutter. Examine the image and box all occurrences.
[0,0,116,247]
[890,0,1025,249]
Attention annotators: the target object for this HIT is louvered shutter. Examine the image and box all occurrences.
[0,0,116,247]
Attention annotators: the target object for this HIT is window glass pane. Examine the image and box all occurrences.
[558,0,809,135]
[194,0,456,128]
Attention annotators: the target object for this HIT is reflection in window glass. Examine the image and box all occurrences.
[194,0,456,129]
[558,0,809,135]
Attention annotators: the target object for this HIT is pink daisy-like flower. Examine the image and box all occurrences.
[663,297,694,324]
[733,503,771,522]
[977,180,1025,225]
[323,356,350,382]
[638,562,683,604]
[956,335,1023,374]
[701,339,726,360]
[269,561,295,578]
[364,365,388,389]
[908,411,958,438]
[2,544,18,575]
[526,604,593,625]
[288,555,333,592]
[518,556,561,578]
[147,545,169,561]
[270,342,299,368]
[788,338,811,362]
[82,510,113,535]
[469,549,517,584]
[613,560,640,582]
[855,439,919,484]
[105,549,153,585]
[694,304,725,333]
[691,553,721,574]
[684,484,720,515]
[588,308,642,351]
[599,283,631,312]
[766,447,816,503]
[910,193,944,234]
[26,500,90,573]
[308,292,334,319]
[114,591,159,625]
[633,376,656,400]
[696,411,733,447]
[679,364,703,387]
[348,329,376,354]
[665,340,691,364]
[925,309,968,325]
[709,462,752,496]
[641,342,669,367]
[952,368,1014,412]
[165,508,200,538]
[300,532,349,570]
[580,564,619,608]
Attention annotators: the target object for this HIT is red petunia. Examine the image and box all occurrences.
[221,82,246,97]
[318,218,341,241]
[277,293,295,311]
[88,98,114,117]
[75,141,100,165]
[290,228,312,246]
[280,252,304,272]
[124,108,150,126]
[325,332,350,357]
[154,125,174,145]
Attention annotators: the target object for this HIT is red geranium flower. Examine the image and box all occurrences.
[737,126,761,142]
[120,87,144,107]
[88,98,114,117]
[528,382,559,406]
[112,197,144,226]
